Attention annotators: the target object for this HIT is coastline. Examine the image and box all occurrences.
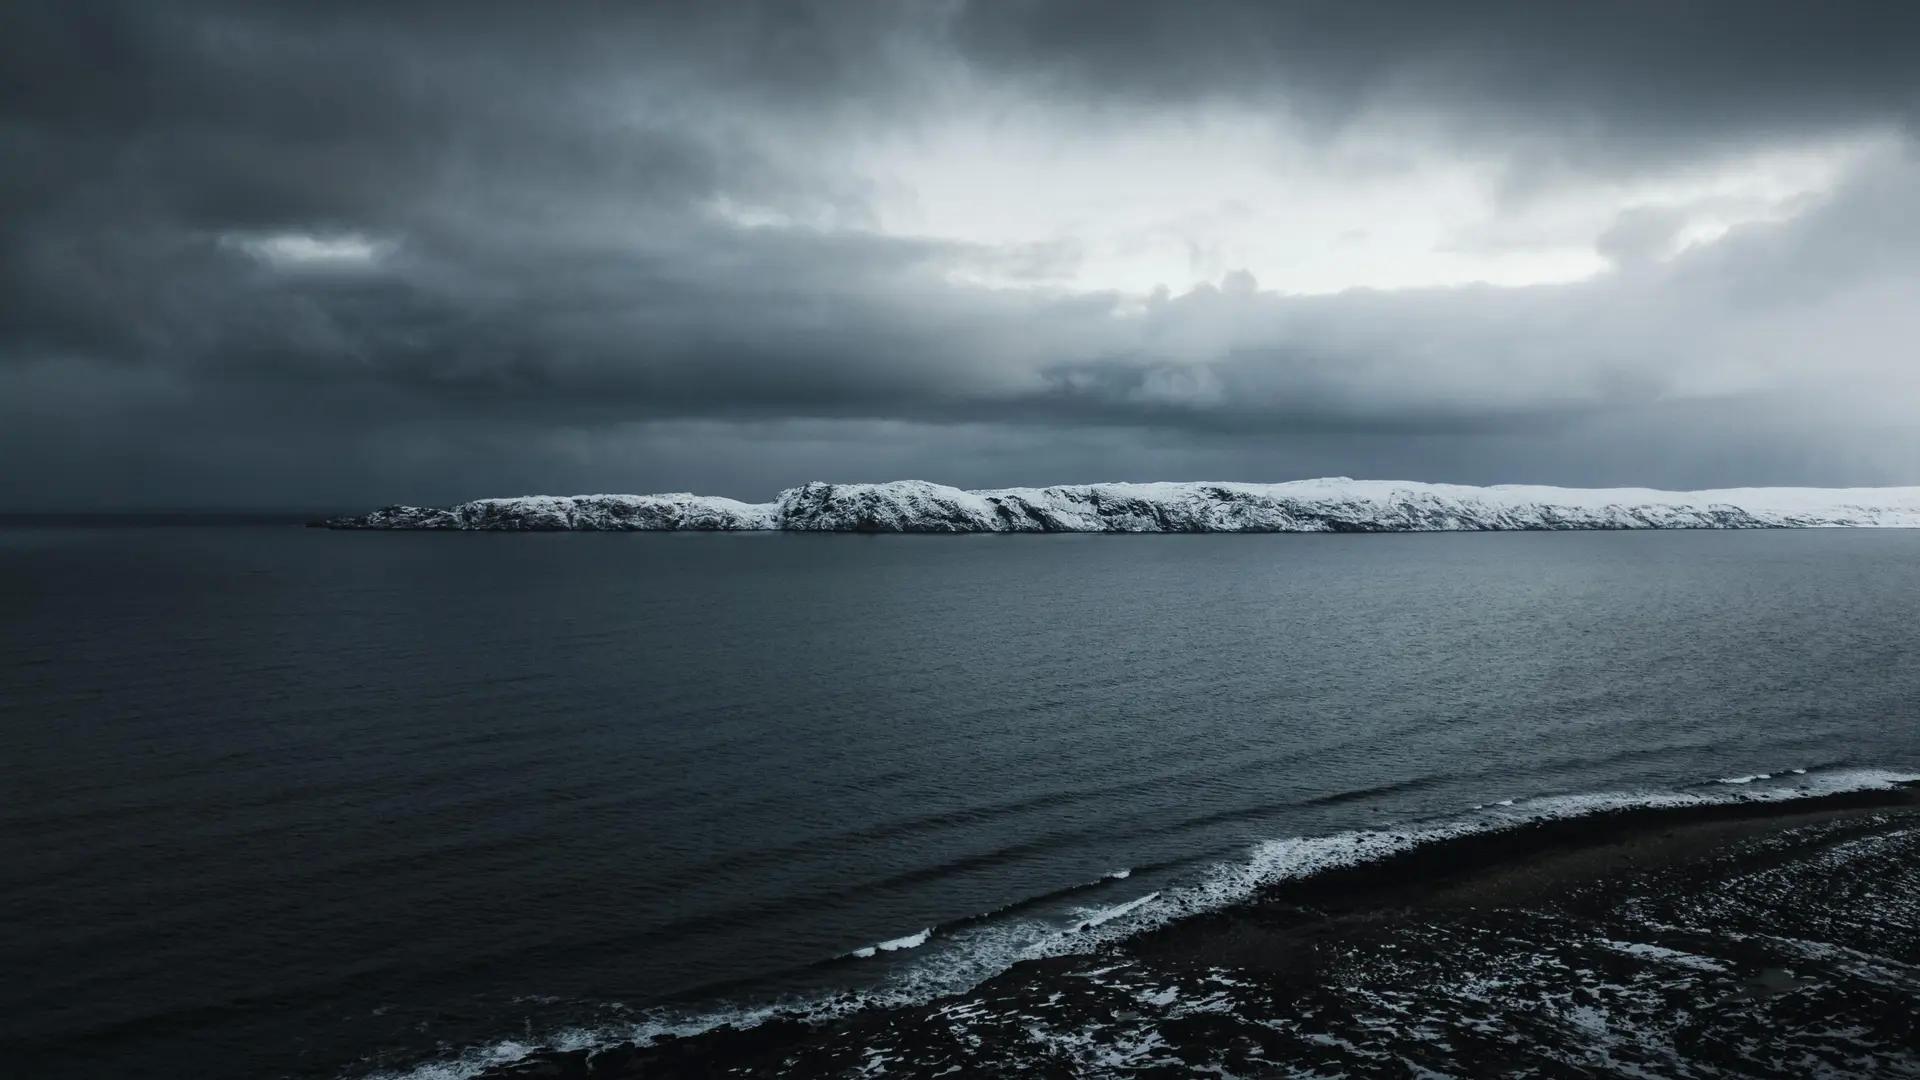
[317,479,1920,532]
[477,783,1920,1078]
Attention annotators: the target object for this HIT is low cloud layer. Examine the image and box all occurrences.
[5,1,1920,507]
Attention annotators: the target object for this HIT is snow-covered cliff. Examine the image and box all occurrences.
[320,479,1920,532]
[330,493,777,531]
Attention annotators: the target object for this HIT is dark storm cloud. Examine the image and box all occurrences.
[951,1,1920,159]
[3,1,1920,507]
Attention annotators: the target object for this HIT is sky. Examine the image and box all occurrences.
[5,1,1920,509]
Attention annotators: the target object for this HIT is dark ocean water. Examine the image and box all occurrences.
[3,524,1918,1079]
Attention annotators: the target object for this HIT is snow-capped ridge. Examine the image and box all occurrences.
[329,492,778,531]
[322,479,1920,532]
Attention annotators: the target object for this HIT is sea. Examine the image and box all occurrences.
[3,522,1918,1079]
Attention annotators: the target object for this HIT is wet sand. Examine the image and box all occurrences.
[488,784,1920,1078]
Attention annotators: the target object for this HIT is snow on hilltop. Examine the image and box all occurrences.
[319,479,1920,532]
[333,492,778,531]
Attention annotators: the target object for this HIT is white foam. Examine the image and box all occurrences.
[849,928,932,959]
[1106,868,1132,880]
[365,766,1917,1080]
[1597,939,1731,973]
[1715,773,1771,784]
[1070,892,1161,932]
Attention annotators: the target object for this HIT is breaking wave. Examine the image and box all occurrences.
[846,928,931,959]
[363,765,1917,1080]
[1069,892,1161,933]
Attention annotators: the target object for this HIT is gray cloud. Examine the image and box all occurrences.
[950,1,1920,167]
[4,2,1920,508]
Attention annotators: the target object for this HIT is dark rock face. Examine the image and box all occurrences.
[319,505,461,529]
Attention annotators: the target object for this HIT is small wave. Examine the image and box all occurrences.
[1069,892,1160,933]
[1297,775,1441,809]
[928,863,1172,936]
[848,928,931,959]
[1713,765,1815,785]
[367,766,1918,1080]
